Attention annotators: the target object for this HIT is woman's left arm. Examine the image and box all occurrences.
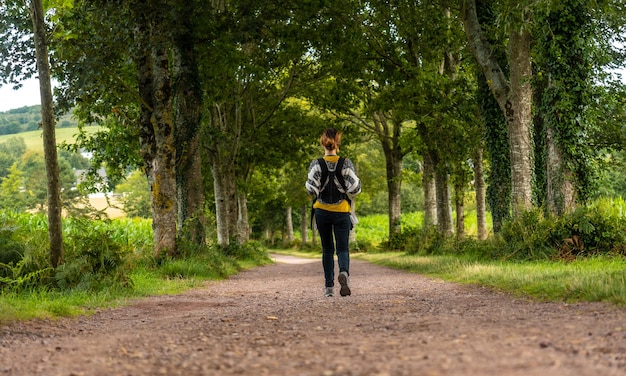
[343,159,361,196]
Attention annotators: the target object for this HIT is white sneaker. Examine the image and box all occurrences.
[338,271,351,296]
[324,287,334,297]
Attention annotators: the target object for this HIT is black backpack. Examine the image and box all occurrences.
[311,157,351,228]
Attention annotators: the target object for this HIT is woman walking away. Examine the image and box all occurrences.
[306,128,361,297]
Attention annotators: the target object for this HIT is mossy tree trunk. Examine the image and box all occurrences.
[133,1,177,258]
[30,0,63,267]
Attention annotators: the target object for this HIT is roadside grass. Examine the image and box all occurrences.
[0,258,270,326]
[272,250,626,306]
[2,203,625,326]
[0,212,272,325]
[354,252,626,305]
[0,270,207,324]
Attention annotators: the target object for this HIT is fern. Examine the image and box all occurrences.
[0,258,51,292]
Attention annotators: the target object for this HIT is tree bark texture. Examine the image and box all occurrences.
[30,0,63,268]
[546,125,576,215]
[536,1,590,215]
[454,182,465,239]
[435,169,454,236]
[208,103,241,247]
[443,5,464,239]
[149,45,177,258]
[213,159,234,248]
[373,112,403,237]
[422,153,438,227]
[285,206,294,243]
[387,157,402,237]
[463,0,534,216]
[134,9,158,250]
[173,0,205,246]
[237,192,250,243]
[507,28,534,214]
[133,2,177,258]
[473,149,487,240]
[474,0,511,233]
[300,204,308,244]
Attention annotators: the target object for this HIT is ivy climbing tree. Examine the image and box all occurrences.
[534,0,595,215]
[475,0,511,233]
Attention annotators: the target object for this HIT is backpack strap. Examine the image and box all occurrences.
[311,157,351,229]
[334,157,351,205]
[317,157,348,200]
[317,157,329,187]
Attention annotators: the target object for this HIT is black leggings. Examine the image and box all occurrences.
[314,209,351,287]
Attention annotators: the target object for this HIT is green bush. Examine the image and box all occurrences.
[57,218,132,290]
[495,208,557,260]
[0,212,53,289]
[0,209,273,298]
[0,257,52,292]
[0,225,24,267]
[399,225,450,255]
[222,240,270,262]
[493,200,626,261]
[380,198,626,262]
[550,198,626,259]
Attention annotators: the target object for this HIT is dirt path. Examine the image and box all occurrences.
[1,254,625,376]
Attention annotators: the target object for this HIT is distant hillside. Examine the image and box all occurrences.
[0,105,78,136]
[0,127,100,152]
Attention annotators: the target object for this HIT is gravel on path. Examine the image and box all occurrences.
[1,254,625,376]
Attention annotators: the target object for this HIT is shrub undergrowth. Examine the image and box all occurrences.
[2,196,625,321]
[0,211,271,296]
[394,198,626,262]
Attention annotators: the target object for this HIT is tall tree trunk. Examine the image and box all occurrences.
[237,192,250,243]
[474,149,487,240]
[423,152,437,227]
[150,45,178,258]
[30,0,63,268]
[213,159,230,247]
[285,206,294,243]
[133,1,178,259]
[387,157,402,237]
[435,169,453,236]
[173,0,205,246]
[536,1,591,215]
[463,0,533,216]
[211,150,237,248]
[207,103,241,248]
[474,0,511,233]
[226,167,238,243]
[264,227,270,243]
[134,4,158,253]
[443,6,464,239]
[454,182,465,239]
[300,204,308,245]
[508,28,534,214]
[373,112,403,237]
[546,126,576,215]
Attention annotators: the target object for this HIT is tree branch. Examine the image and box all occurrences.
[461,0,509,104]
